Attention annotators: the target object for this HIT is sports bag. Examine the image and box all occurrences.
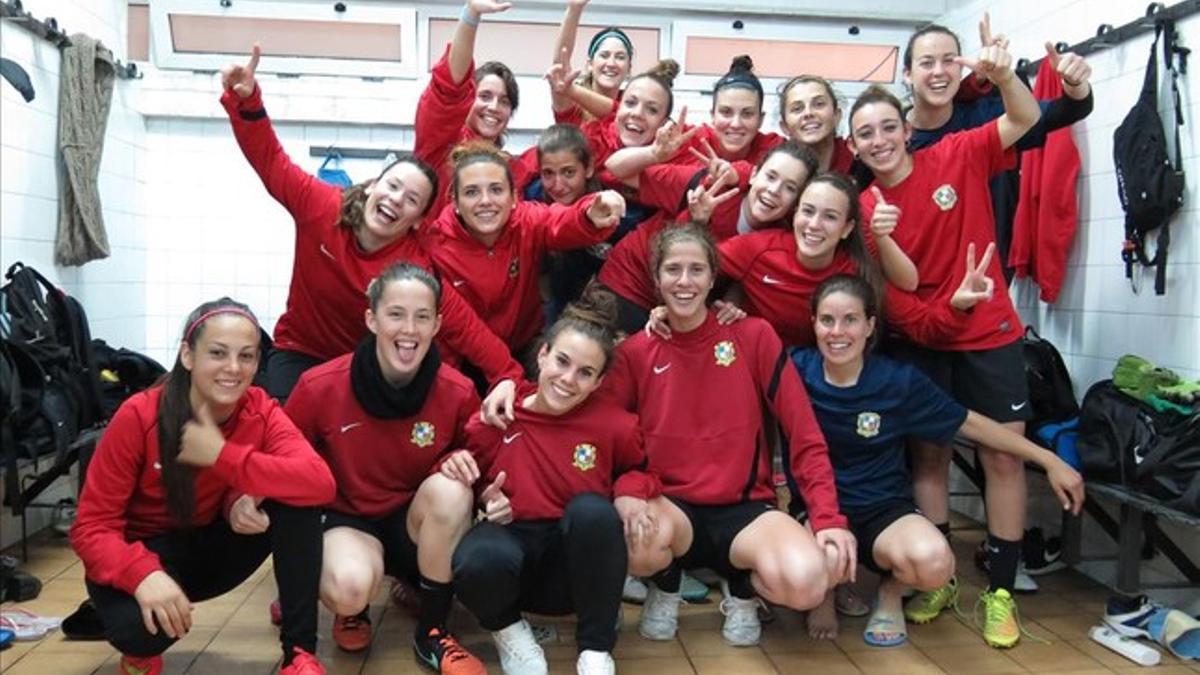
[1022,326,1079,428]
[1077,379,1200,513]
[1112,20,1186,296]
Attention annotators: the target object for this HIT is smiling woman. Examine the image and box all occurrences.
[70,298,336,675]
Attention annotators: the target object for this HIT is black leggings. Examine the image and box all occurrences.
[264,348,324,403]
[452,493,626,652]
[87,501,322,659]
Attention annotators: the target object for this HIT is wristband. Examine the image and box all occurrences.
[461,5,480,27]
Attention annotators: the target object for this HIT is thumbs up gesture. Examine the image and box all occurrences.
[478,471,513,524]
[1044,41,1092,98]
[179,403,227,467]
[221,43,261,99]
[869,186,902,240]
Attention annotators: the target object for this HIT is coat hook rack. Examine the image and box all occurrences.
[309,145,408,161]
[1018,0,1198,77]
[2,0,143,79]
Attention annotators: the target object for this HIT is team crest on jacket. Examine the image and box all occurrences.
[572,443,597,471]
[411,421,436,448]
[714,340,736,367]
[932,184,957,211]
[508,257,520,278]
[856,412,881,438]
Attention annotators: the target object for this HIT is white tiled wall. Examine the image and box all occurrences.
[1,0,148,353]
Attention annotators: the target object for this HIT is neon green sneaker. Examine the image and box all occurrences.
[904,577,958,624]
[977,588,1020,649]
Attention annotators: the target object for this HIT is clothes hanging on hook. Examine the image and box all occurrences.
[0,57,35,102]
[55,33,115,266]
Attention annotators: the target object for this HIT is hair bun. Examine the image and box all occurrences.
[449,139,507,165]
[729,55,754,73]
[561,284,619,331]
[650,58,680,86]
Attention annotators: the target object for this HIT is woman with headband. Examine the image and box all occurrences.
[71,299,336,675]
[549,1,634,124]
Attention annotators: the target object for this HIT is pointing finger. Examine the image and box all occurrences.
[247,43,261,76]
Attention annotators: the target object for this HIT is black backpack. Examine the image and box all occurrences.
[0,263,104,475]
[1076,380,1200,514]
[1022,326,1079,430]
[91,339,166,418]
[1112,20,1186,296]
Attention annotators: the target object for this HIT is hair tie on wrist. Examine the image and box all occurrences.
[461,5,480,27]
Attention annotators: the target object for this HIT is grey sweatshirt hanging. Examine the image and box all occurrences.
[55,33,115,266]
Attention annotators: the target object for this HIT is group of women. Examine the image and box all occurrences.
[70,2,1096,674]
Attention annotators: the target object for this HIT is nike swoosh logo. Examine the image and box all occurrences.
[452,280,466,287]
[653,364,671,375]
[319,243,336,261]
[340,422,363,433]
[503,432,523,444]
[762,274,783,285]
[1010,401,1028,411]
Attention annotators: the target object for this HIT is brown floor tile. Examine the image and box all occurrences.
[1006,640,1107,671]
[612,634,687,659]
[767,650,863,675]
[614,656,698,675]
[847,644,946,674]
[919,643,1025,674]
[1113,667,1195,675]
[0,649,110,675]
[691,651,778,675]
[908,615,986,648]
[677,628,757,658]
[1035,613,1108,641]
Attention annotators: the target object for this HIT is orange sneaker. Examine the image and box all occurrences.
[118,654,163,675]
[279,646,325,675]
[413,626,486,675]
[332,612,372,652]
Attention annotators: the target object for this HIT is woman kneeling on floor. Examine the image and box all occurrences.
[284,263,486,674]
[70,298,336,675]
[794,273,1085,646]
[456,286,661,675]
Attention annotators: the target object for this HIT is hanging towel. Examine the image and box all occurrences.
[55,33,115,267]
[1010,57,1081,303]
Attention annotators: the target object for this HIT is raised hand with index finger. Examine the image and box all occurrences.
[221,43,261,99]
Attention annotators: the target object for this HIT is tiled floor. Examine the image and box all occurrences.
[2,519,1198,674]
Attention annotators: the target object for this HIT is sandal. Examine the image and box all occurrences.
[863,607,908,647]
[0,608,61,641]
[835,585,871,617]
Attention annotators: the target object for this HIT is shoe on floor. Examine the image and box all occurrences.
[622,575,648,604]
[719,594,762,646]
[491,619,547,675]
[1104,594,1158,639]
[332,611,372,652]
[904,577,958,624]
[639,585,681,641]
[280,646,325,675]
[413,626,486,675]
[118,654,163,675]
[576,650,615,675]
[977,588,1021,649]
[1023,528,1067,576]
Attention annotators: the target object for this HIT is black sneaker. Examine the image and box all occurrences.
[1022,528,1067,576]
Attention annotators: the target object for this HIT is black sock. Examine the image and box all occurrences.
[727,572,755,600]
[416,575,453,638]
[987,534,1021,593]
[651,564,682,594]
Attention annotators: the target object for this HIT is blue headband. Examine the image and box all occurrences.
[588,28,633,60]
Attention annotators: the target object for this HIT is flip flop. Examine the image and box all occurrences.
[0,608,61,641]
[836,585,871,617]
[863,607,908,647]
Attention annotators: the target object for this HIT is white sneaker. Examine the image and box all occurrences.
[576,650,616,675]
[492,619,548,675]
[622,575,648,603]
[1014,563,1039,594]
[639,585,681,641]
[719,595,762,646]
